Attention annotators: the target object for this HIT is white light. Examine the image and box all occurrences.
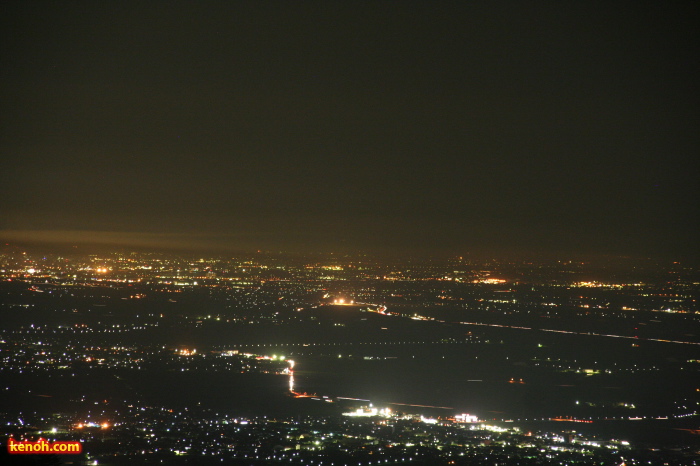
[455,413,479,423]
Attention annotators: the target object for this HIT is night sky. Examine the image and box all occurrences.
[1,2,698,257]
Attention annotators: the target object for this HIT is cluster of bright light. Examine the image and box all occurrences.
[178,348,196,356]
[420,416,438,424]
[333,298,354,304]
[574,281,626,289]
[472,278,507,284]
[454,413,479,423]
[257,354,286,361]
[95,267,109,273]
[343,406,392,417]
[76,422,109,429]
[475,424,510,433]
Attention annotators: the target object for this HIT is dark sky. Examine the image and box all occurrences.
[1,1,698,257]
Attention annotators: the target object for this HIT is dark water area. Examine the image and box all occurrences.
[2,346,697,449]
[0,370,338,419]
[290,350,693,414]
[3,302,698,450]
[116,370,339,418]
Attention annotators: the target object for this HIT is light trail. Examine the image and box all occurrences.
[388,402,453,410]
[287,359,452,411]
[283,354,699,428]
[456,321,700,346]
[226,339,476,348]
[328,302,700,346]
